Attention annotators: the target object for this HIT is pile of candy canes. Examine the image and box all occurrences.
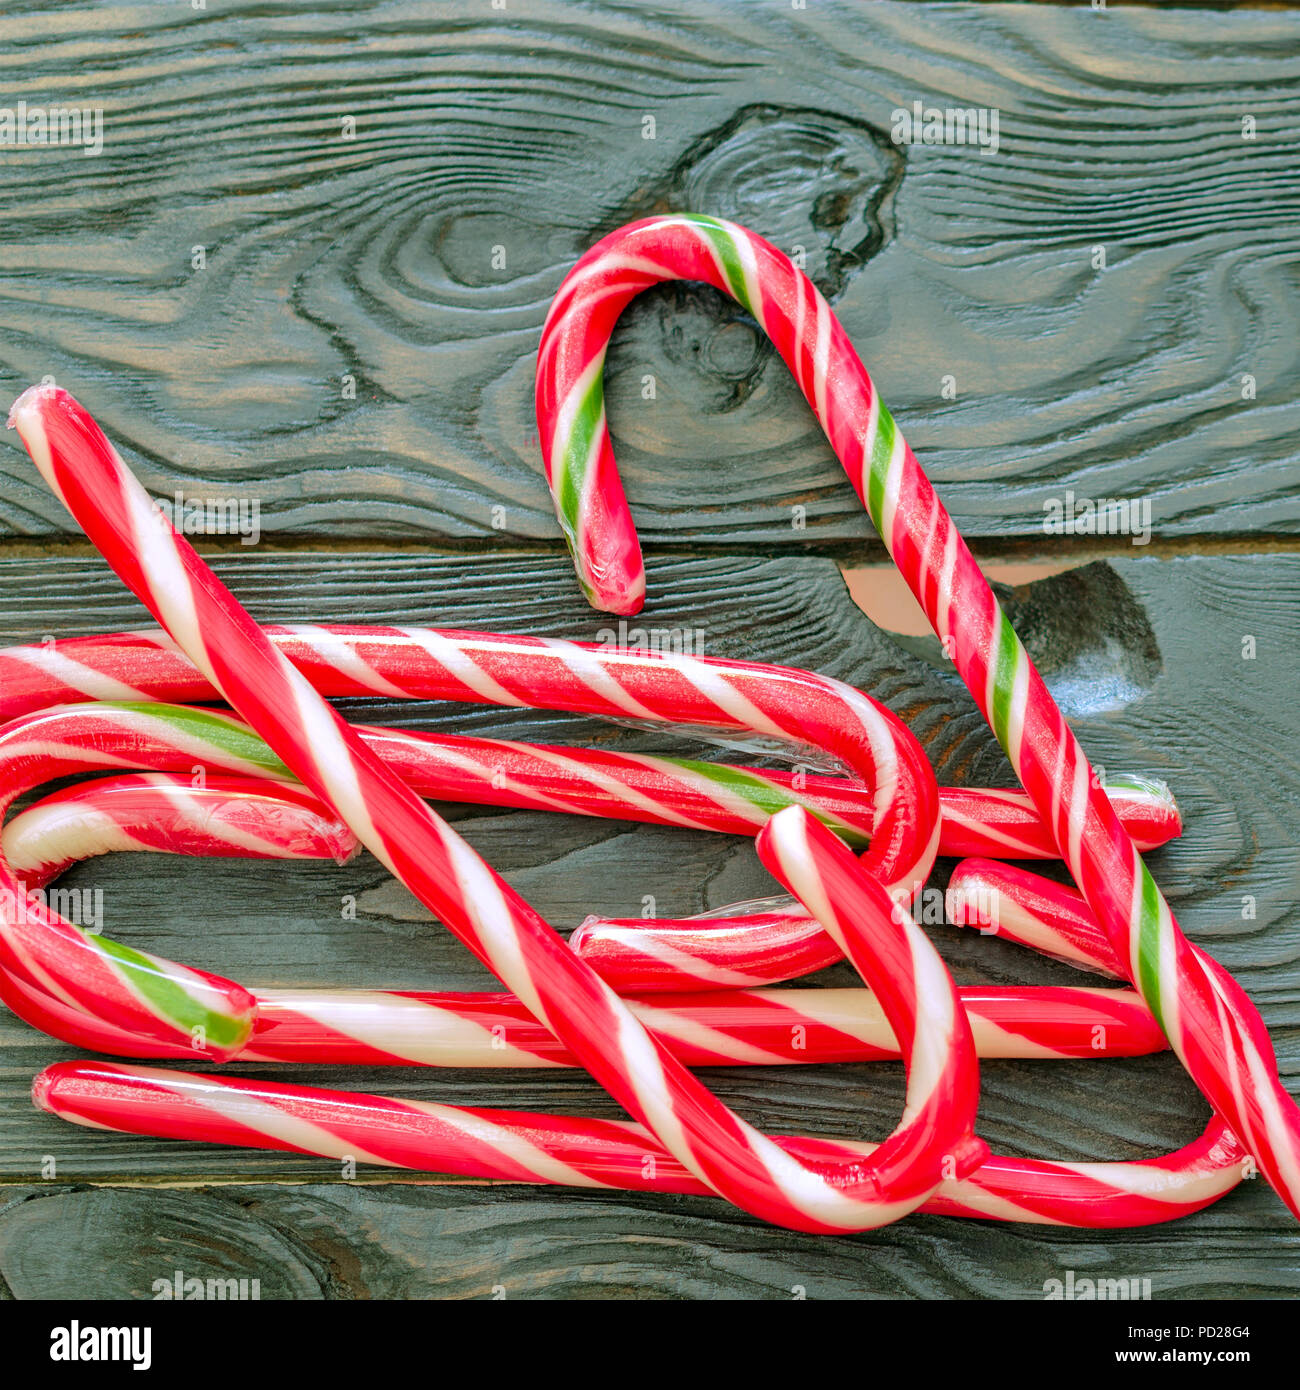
[5,214,1295,1233]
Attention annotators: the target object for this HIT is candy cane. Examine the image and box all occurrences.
[33,1059,1245,1229]
[536,213,1300,1217]
[0,770,1167,1065]
[0,631,1181,861]
[9,385,984,1234]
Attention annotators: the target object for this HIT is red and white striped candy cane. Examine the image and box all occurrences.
[536,213,1300,1217]
[0,631,1181,859]
[9,384,984,1234]
[33,1057,1245,1228]
[1,770,1165,1066]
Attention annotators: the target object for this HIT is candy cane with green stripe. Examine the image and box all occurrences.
[0,629,1182,861]
[537,212,1300,1218]
[1,769,1165,1067]
[0,704,287,1058]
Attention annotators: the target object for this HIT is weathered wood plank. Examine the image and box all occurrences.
[0,547,1295,1299]
[0,2,1296,543]
[1,1179,1296,1301]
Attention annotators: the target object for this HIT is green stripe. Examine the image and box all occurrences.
[113,702,291,775]
[866,404,895,532]
[93,935,250,1048]
[1134,863,1166,1032]
[85,704,277,1049]
[555,368,606,545]
[666,757,868,848]
[691,216,755,316]
[990,611,1020,751]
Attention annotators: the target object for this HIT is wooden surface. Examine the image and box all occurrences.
[0,1,1298,546]
[0,0,1297,1300]
[0,550,1297,1299]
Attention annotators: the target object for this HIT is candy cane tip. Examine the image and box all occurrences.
[759,802,812,841]
[567,915,599,952]
[327,824,363,866]
[587,576,645,617]
[30,1062,67,1112]
[954,1135,991,1178]
[7,382,63,430]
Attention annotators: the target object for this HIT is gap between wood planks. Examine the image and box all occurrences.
[1,531,1291,638]
[0,1174,516,1190]
[0,533,1295,564]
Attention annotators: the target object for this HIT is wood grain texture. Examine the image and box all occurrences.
[0,548,1295,1298]
[0,1,1296,544]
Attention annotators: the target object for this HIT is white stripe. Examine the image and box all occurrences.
[404,1100,615,1188]
[280,624,410,699]
[667,655,788,741]
[256,988,557,1069]
[443,831,549,1027]
[537,639,661,721]
[629,1000,792,1067]
[397,628,527,708]
[2,643,153,704]
[572,922,760,990]
[811,291,831,426]
[196,1084,397,1168]
[128,491,220,690]
[9,393,72,508]
[549,353,605,488]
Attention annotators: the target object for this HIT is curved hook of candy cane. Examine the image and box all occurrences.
[940,857,1259,1218]
[0,768,355,1061]
[10,385,982,1234]
[1,770,1166,1067]
[534,213,1300,1219]
[945,859,1285,1079]
[0,624,941,988]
